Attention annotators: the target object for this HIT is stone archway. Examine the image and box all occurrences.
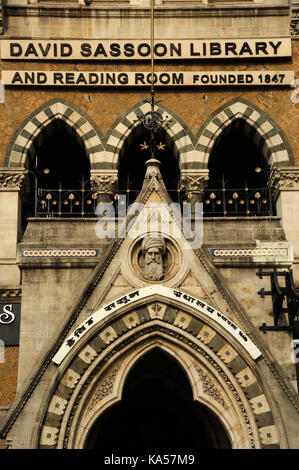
[195,98,293,169]
[84,347,232,449]
[36,289,285,449]
[104,100,196,171]
[4,98,103,169]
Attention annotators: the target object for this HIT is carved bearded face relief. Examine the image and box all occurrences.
[141,237,166,281]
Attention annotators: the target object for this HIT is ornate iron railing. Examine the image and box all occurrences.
[36,187,99,217]
[34,186,274,218]
[202,186,274,217]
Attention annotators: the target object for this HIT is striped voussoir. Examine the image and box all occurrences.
[194,99,292,169]
[39,303,279,449]
[5,99,104,169]
[104,100,195,170]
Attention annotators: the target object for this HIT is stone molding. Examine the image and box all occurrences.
[0,170,25,190]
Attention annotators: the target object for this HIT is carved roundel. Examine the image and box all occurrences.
[129,235,181,282]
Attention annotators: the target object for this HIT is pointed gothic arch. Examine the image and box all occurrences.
[35,287,287,450]
[195,98,293,169]
[104,100,196,170]
[4,98,104,168]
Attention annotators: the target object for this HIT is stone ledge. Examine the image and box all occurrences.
[5,4,290,19]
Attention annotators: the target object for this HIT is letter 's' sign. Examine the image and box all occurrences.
[0,303,21,346]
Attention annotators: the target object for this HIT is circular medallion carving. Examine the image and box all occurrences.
[129,235,181,282]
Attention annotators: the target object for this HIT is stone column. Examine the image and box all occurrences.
[270,166,299,278]
[0,169,25,286]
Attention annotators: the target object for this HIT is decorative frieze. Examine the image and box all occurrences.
[21,249,101,258]
[210,241,293,266]
[0,289,21,299]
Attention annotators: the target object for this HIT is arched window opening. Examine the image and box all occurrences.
[22,120,98,226]
[203,119,274,217]
[117,125,181,204]
[84,348,231,450]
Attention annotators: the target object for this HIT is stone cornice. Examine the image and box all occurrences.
[5,4,290,20]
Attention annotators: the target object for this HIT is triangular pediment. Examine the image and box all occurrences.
[1,158,299,439]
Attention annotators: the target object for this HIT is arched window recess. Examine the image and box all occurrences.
[203,119,275,217]
[22,120,99,221]
[116,120,181,206]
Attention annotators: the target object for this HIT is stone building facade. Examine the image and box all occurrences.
[0,0,298,449]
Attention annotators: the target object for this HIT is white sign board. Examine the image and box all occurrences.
[52,285,262,365]
[0,39,292,60]
[2,70,294,87]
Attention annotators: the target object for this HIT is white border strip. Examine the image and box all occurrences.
[52,285,262,365]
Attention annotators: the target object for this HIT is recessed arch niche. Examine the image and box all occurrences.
[84,347,231,450]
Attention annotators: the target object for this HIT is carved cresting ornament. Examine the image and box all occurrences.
[0,171,25,189]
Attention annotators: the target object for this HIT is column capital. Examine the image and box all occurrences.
[180,169,209,193]
[90,170,118,194]
[270,167,299,197]
[0,169,25,190]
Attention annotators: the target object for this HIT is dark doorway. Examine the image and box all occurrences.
[85,349,231,450]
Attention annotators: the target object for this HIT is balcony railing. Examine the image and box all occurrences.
[34,185,274,218]
[36,187,99,217]
[202,186,274,217]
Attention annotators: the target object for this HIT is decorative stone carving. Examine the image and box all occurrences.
[87,369,118,412]
[0,172,25,189]
[180,174,209,193]
[0,289,21,299]
[141,237,166,281]
[291,3,299,36]
[90,175,118,194]
[194,364,226,408]
[270,167,299,200]
[291,20,299,36]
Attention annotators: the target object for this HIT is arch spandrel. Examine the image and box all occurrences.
[36,293,285,450]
